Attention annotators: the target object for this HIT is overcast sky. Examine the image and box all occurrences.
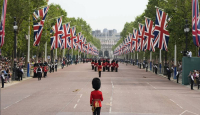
[48,0,149,33]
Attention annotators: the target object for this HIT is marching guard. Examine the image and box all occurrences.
[55,62,58,72]
[91,60,94,70]
[107,61,110,72]
[102,60,106,72]
[98,60,102,77]
[43,64,48,78]
[115,60,119,72]
[33,63,37,77]
[94,60,98,72]
[146,63,148,72]
[90,78,103,115]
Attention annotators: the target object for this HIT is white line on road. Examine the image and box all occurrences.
[77,99,80,103]
[179,110,199,115]
[147,82,157,89]
[80,94,82,98]
[109,107,112,113]
[74,104,77,109]
[170,99,183,109]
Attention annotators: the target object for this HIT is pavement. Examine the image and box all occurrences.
[1,62,200,115]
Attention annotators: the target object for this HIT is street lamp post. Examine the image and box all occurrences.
[13,17,18,81]
[184,19,189,54]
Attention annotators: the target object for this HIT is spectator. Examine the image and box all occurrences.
[191,72,194,90]
[196,71,199,89]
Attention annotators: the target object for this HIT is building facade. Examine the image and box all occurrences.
[92,29,120,58]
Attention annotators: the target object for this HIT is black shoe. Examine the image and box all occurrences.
[1,87,4,88]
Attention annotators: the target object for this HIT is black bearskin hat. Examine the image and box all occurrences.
[92,78,101,90]
[98,60,101,65]
[95,60,97,63]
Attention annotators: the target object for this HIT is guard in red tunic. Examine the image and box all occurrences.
[105,60,108,70]
[94,60,98,72]
[33,63,37,78]
[107,61,110,72]
[91,60,94,70]
[115,61,119,72]
[43,64,48,78]
[90,78,103,115]
[102,60,106,72]
[98,60,102,77]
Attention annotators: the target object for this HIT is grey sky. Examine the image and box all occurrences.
[49,0,149,33]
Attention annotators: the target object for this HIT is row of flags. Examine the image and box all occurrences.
[0,0,7,47]
[114,8,170,56]
[33,6,98,56]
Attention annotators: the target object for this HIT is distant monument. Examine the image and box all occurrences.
[92,28,120,58]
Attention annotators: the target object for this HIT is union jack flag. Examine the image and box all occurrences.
[61,22,71,49]
[153,9,170,51]
[144,18,155,52]
[138,23,145,52]
[76,32,81,51]
[70,26,76,49]
[0,0,7,47]
[82,37,86,52]
[50,17,63,50]
[192,0,200,47]
[33,6,49,46]
[132,29,138,52]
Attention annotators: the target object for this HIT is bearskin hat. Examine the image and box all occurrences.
[98,60,101,65]
[92,78,101,90]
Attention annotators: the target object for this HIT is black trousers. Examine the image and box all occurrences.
[103,67,105,72]
[44,72,47,77]
[108,67,110,72]
[1,77,4,88]
[38,73,42,80]
[55,66,57,71]
[111,67,114,72]
[155,68,157,74]
[20,74,23,80]
[95,67,97,71]
[99,71,101,77]
[177,75,179,83]
[146,68,148,72]
[168,74,171,80]
[93,107,101,115]
[52,68,54,72]
[191,79,194,90]
[92,66,94,70]
[50,68,52,73]
[115,68,118,72]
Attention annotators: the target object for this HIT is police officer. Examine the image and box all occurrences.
[167,67,171,80]
[51,63,54,72]
[155,64,158,74]
[146,63,148,72]
[1,70,5,88]
[36,65,42,81]
[55,62,58,72]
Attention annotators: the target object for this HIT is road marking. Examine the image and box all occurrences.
[3,95,31,110]
[109,107,112,113]
[110,97,112,101]
[80,94,82,98]
[170,99,183,109]
[74,104,77,109]
[77,99,80,103]
[147,82,157,89]
[180,110,199,115]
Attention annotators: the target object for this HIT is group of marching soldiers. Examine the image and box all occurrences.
[91,59,119,77]
[33,63,49,81]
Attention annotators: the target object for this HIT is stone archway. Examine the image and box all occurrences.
[99,51,103,57]
[104,50,109,57]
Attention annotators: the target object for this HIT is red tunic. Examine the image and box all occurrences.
[107,63,110,67]
[44,66,48,72]
[102,63,105,67]
[98,65,102,71]
[90,90,103,107]
[91,62,94,66]
[95,63,98,67]
[115,63,119,68]
[34,67,37,73]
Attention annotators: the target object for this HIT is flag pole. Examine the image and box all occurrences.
[150,52,152,71]
[174,42,177,79]
[27,0,30,77]
[159,49,162,74]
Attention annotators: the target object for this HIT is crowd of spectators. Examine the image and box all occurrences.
[188,69,200,90]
